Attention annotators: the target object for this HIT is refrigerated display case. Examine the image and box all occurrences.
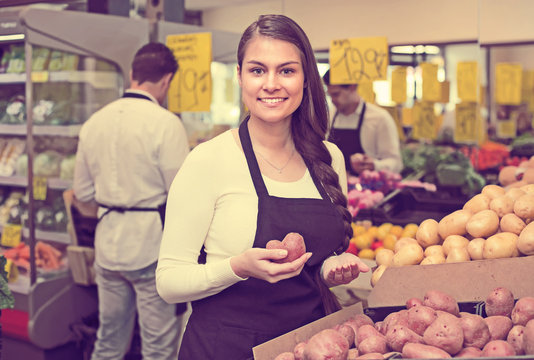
[0,7,149,359]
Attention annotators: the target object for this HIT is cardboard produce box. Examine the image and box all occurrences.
[252,302,364,360]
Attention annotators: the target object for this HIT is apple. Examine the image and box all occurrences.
[266,232,306,263]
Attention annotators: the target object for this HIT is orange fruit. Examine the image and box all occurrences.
[377,223,393,240]
[389,225,404,238]
[382,234,397,251]
[402,223,419,238]
[366,226,379,241]
[354,234,373,250]
[351,223,367,236]
[358,248,375,260]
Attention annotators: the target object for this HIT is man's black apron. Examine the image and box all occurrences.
[177,117,346,360]
[96,91,186,314]
[327,102,367,175]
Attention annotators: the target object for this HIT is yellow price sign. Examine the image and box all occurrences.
[4,258,18,283]
[495,63,522,105]
[167,32,213,113]
[33,176,48,201]
[1,224,22,248]
[31,71,50,83]
[412,101,436,140]
[457,62,478,103]
[357,81,375,104]
[402,107,413,126]
[391,66,407,104]
[522,70,534,111]
[455,102,479,143]
[329,36,388,84]
[421,63,441,102]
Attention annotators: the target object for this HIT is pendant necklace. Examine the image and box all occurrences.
[256,147,296,174]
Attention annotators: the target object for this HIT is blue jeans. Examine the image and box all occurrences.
[91,262,182,360]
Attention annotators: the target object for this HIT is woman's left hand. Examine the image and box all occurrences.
[321,252,370,287]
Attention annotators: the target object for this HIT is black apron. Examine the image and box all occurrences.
[177,117,346,360]
[327,102,366,175]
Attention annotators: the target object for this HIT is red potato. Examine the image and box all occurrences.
[342,314,374,337]
[525,319,534,355]
[381,309,409,336]
[407,305,437,336]
[485,287,515,317]
[293,341,306,360]
[385,324,424,352]
[374,321,385,335]
[423,289,460,316]
[356,324,383,346]
[481,339,516,357]
[401,342,451,359]
[346,348,359,360]
[274,352,295,360]
[507,325,525,355]
[484,315,513,340]
[406,297,423,309]
[357,335,388,355]
[511,296,534,326]
[302,329,349,360]
[455,346,483,358]
[333,324,355,348]
[423,311,464,355]
[460,312,490,349]
[266,232,306,263]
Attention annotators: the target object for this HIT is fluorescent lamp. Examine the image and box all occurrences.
[0,34,24,42]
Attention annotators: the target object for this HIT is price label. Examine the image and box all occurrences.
[31,71,50,83]
[457,62,478,103]
[402,107,413,126]
[495,63,522,105]
[167,32,212,113]
[1,224,22,248]
[412,101,436,140]
[329,36,388,84]
[4,258,18,283]
[455,102,479,143]
[522,70,534,112]
[421,63,441,102]
[440,81,450,103]
[391,66,407,104]
[357,81,375,103]
[33,176,48,201]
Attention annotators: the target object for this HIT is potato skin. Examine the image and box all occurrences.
[483,232,519,259]
[401,342,451,359]
[385,324,423,352]
[274,352,295,360]
[484,315,513,340]
[455,346,483,358]
[302,329,349,360]
[466,237,485,260]
[466,209,500,238]
[391,242,424,266]
[423,289,460,316]
[507,324,526,355]
[407,305,437,336]
[500,213,527,235]
[357,336,388,355]
[423,312,464,355]
[525,319,534,355]
[490,194,515,217]
[481,339,516,357]
[482,184,506,199]
[460,312,490,349]
[514,193,534,219]
[518,221,534,256]
[485,287,515,317]
[441,235,469,256]
[511,297,534,326]
[415,219,440,248]
[463,193,490,213]
[438,210,472,239]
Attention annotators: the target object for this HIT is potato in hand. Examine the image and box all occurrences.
[266,232,306,263]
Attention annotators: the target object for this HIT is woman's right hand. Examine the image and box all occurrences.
[230,248,312,283]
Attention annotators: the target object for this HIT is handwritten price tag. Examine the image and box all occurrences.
[412,101,436,140]
[391,66,407,104]
[455,102,479,143]
[329,36,388,84]
[33,176,48,201]
[1,224,22,248]
[421,63,441,102]
[357,81,375,103]
[457,62,479,103]
[167,32,212,112]
[495,63,522,105]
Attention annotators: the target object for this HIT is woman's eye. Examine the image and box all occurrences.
[281,68,295,75]
[251,68,264,75]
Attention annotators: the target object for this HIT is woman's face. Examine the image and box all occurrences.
[238,35,305,125]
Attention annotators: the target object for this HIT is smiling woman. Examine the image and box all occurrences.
[156,14,370,360]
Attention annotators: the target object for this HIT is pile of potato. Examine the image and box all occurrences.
[371,183,534,286]
[273,287,534,359]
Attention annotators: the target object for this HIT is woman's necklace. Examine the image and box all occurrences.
[256,147,296,174]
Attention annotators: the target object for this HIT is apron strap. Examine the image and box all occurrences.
[238,117,269,197]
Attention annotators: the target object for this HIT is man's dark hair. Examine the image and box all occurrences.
[131,42,178,84]
[322,69,353,89]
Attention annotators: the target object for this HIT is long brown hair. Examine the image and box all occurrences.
[237,14,353,314]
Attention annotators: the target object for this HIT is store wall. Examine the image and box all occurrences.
[202,0,479,49]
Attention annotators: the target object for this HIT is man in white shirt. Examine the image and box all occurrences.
[322,70,403,175]
[73,42,190,360]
